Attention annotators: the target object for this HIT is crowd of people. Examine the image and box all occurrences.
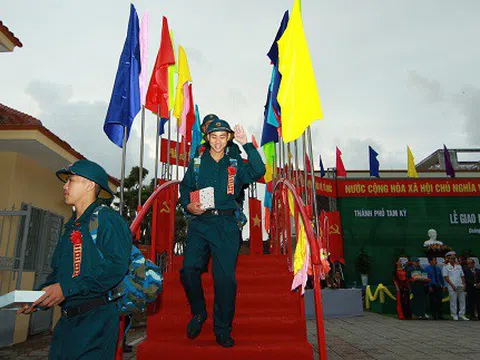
[393,252,480,321]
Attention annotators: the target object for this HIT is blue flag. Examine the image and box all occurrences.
[319,155,325,177]
[267,11,289,123]
[261,83,279,146]
[369,146,380,177]
[190,105,202,159]
[267,11,289,67]
[104,4,141,148]
[159,118,169,136]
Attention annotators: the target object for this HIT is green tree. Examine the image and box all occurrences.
[113,167,188,251]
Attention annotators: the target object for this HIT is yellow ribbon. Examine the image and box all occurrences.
[365,284,450,309]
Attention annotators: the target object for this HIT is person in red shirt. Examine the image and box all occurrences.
[393,259,412,320]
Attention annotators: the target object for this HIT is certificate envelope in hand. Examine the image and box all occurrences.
[0,290,45,310]
[190,187,215,210]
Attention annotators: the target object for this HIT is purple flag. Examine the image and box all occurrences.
[443,144,455,178]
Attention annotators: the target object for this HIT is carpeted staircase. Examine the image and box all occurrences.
[136,254,314,359]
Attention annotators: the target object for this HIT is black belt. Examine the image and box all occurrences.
[61,295,110,319]
[202,209,236,216]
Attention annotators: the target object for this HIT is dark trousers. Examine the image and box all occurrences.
[466,286,480,319]
[411,281,427,317]
[49,302,118,360]
[429,285,443,319]
[181,215,240,336]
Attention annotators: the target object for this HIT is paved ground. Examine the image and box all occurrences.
[1,312,479,359]
[315,313,480,360]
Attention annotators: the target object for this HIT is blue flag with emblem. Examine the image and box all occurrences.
[319,155,325,177]
[104,4,141,148]
[369,146,380,178]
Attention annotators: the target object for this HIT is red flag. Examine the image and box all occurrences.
[305,153,311,172]
[154,179,171,254]
[264,207,271,234]
[145,17,175,118]
[251,135,259,149]
[160,138,191,166]
[335,147,347,177]
[185,84,196,144]
[249,198,263,255]
[324,211,345,264]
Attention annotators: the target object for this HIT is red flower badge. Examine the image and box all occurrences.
[70,230,83,278]
[227,166,236,194]
[70,230,83,245]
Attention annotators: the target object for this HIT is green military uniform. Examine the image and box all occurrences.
[43,160,131,359]
[180,120,265,341]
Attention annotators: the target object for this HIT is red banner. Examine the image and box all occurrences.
[323,211,344,264]
[336,178,480,197]
[249,197,263,255]
[160,138,191,167]
[154,179,177,254]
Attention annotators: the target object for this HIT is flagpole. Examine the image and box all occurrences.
[287,142,292,182]
[138,106,145,204]
[307,126,319,233]
[119,126,128,216]
[167,111,172,180]
[154,105,160,188]
[183,137,187,175]
[294,139,300,188]
[302,133,308,205]
[175,126,180,180]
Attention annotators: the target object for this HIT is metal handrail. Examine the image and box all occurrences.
[116,179,181,360]
[271,178,328,360]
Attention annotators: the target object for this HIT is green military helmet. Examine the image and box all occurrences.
[56,159,114,199]
[201,114,220,133]
[205,119,235,141]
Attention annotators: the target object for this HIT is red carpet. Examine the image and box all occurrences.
[136,255,314,359]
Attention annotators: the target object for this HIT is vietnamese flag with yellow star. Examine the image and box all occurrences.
[249,197,263,255]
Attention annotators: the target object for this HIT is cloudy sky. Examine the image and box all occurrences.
[2,0,480,180]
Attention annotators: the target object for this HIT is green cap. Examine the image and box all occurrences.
[411,257,420,262]
[206,119,234,135]
[56,160,114,199]
[202,114,219,125]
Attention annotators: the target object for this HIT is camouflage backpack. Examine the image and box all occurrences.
[89,205,163,315]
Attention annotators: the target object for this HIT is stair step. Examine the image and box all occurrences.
[137,254,312,360]
[137,339,313,360]
[147,314,307,340]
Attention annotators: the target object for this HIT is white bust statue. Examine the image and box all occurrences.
[423,229,443,247]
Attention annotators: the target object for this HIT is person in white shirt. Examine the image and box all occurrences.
[442,251,468,320]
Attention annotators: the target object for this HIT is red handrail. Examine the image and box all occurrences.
[115,179,181,360]
[130,180,181,236]
[272,178,328,360]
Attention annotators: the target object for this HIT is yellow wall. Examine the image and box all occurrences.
[0,152,71,343]
[0,152,16,209]
[0,138,118,343]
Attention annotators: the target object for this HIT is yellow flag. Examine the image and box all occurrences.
[277,0,323,143]
[293,217,307,274]
[173,46,192,121]
[287,189,306,274]
[407,146,419,178]
[264,162,274,183]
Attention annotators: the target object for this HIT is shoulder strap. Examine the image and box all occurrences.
[193,146,207,189]
[89,204,107,254]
